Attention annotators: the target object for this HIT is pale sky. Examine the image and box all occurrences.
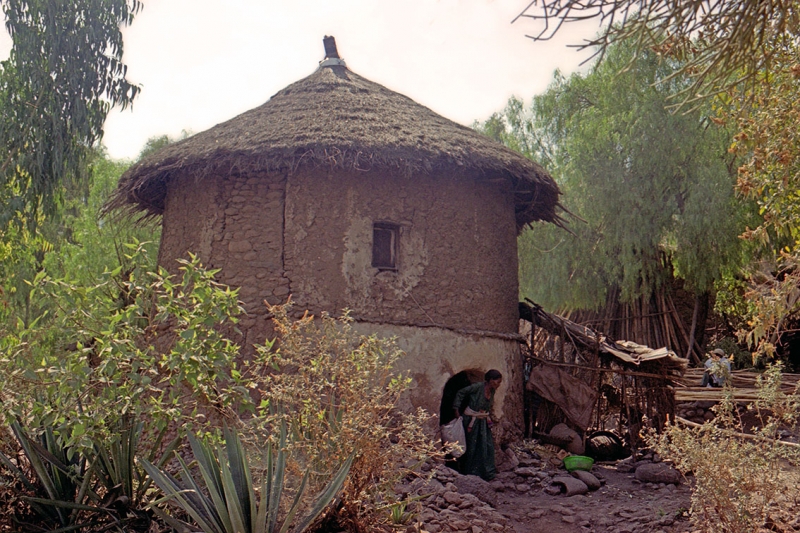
[1,1,600,161]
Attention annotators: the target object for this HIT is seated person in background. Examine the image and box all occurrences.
[701,348,732,387]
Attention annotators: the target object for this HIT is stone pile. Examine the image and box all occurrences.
[394,443,693,533]
[615,450,683,486]
[675,401,719,423]
[395,464,511,533]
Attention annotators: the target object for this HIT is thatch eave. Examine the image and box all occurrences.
[108,64,562,231]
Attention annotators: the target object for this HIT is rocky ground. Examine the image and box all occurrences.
[388,397,800,533]
[396,443,695,533]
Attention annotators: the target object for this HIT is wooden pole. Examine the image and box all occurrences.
[686,294,701,363]
[674,416,800,449]
[666,293,703,365]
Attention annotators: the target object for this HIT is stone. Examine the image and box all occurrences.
[562,515,577,524]
[489,480,505,492]
[505,448,520,469]
[514,483,530,492]
[552,504,575,515]
[544,485,562,495]
[451,475,498,507]
[635,463,682,485]
[443,491,463,505]
[451,519,471,530]
[571,470,602,491]
[549,423,585,454]
[551,476,590,496]
[513,467,539,477]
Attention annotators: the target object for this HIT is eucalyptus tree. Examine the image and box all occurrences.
[513,0,800,357]
[0,0,141,233]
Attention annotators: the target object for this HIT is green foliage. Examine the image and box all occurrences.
[136,130,192,161]
[647,364,800,532]
[516,0,800,108]
[723,45,800,359]
[478,40,754,311]
[142,425,354,533]
[0,0,141,232]
[0,149,160,331]
[0,249,252,449]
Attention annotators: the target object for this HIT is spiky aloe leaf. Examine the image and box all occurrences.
[11,422,69,525]
[217,446,247,533]
[188,432,233,532]
[223,426,257,532]
[291,451,355,533]
[141,458,223,533]
[266,425,287,533]
[138,433,181,500]
[277,469,309,533]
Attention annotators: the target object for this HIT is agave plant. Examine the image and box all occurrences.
[0,418,177,532]
[142,425,354,533]
[0,420,90,530]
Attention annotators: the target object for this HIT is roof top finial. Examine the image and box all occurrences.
[320,35,346,68]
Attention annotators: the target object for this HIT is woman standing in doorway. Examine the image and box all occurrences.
[452,370,502,481]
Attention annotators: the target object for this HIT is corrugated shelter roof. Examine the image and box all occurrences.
[108,38,562,232]
[520,301,688,372]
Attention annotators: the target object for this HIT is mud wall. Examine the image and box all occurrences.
[158,171,290,345]
[284,169,520,334]
[157,167,525,434]
[160,167,520,340]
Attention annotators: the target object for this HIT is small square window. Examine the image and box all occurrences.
[372,222,398,270]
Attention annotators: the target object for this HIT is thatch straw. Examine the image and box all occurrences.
[108,64,562,231]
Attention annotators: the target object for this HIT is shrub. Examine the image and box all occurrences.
[251,305,437,529]
[0,246,253,450]
[648,364,800,532]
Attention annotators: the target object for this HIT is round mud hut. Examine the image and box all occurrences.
[110,37,561,437]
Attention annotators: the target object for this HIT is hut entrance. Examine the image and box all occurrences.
[439,369,484,426]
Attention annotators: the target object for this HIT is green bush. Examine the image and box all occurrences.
[648,364,800,532]
[0,247,252,450]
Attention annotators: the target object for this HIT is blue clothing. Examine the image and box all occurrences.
[703,357,731,386]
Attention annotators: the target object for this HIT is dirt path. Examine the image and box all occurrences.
[401,449,696,533]
[494,464,693,533]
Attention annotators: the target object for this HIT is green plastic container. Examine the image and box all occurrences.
[563,455,594,472]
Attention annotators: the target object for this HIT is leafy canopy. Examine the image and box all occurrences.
[515,0,800,107]
[0,0,141,233]
[480,40,753,310]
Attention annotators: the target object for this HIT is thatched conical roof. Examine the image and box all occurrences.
[109,54,561,231]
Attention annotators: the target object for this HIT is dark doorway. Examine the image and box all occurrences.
[439,369,483,425]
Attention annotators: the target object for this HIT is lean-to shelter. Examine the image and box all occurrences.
[519,302,688,450]
[109,37,562,436]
